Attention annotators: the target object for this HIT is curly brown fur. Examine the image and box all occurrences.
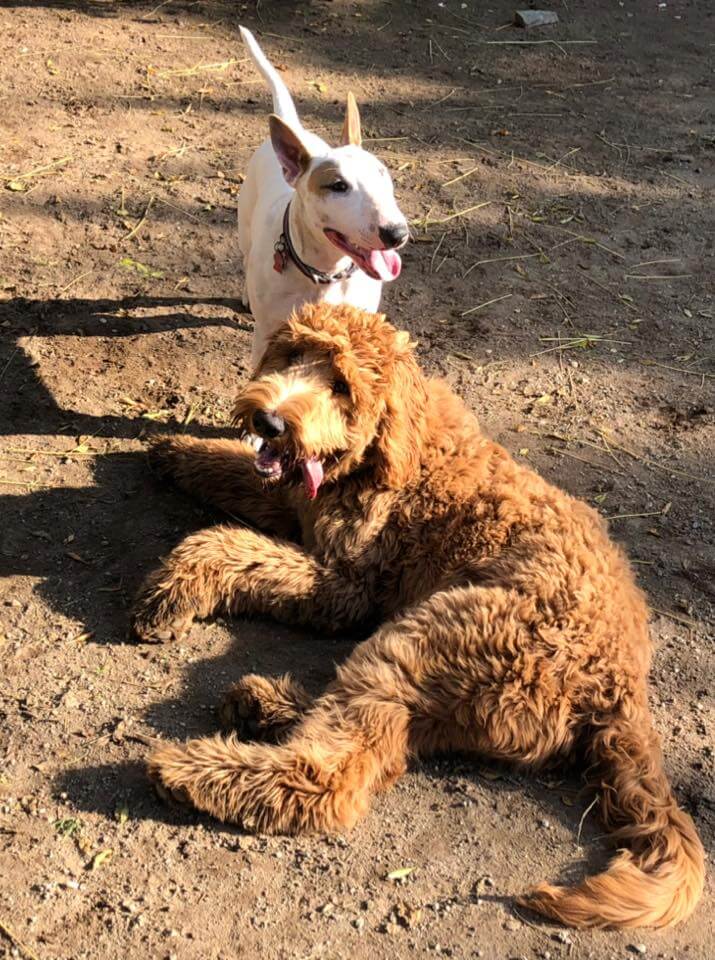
[219,674,311,742]
[136,303,704,929]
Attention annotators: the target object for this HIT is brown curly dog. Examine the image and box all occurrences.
[133,303,704,929]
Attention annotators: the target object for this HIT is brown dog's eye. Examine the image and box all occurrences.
[286,350,301,366]
[332,379,350,397]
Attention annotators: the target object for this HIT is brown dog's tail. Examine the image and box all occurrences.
[520,704,704,928]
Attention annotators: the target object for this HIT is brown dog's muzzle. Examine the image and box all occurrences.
[235,385,327,500]
[252,409,286,439]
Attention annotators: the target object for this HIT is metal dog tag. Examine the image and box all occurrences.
[273,238,287,273]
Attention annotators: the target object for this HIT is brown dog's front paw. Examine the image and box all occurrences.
[146,436,186,481]
[131,587,194,644]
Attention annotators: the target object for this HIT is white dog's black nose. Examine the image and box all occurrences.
[379,223,409,249]
[253,409,286,438]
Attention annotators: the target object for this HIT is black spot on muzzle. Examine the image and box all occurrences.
[379,223,409,249]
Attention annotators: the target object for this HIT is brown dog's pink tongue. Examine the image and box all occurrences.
[368,249,402,281]
[301,457,324,499]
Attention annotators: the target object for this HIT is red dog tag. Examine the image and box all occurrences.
[273,250,285,273]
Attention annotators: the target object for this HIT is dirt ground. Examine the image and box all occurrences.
[0,1,713,958]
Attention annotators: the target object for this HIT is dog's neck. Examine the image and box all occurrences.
[289,195,354,275]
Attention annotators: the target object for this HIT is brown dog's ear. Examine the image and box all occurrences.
[374,350,427,489]
[341,92,362,147]
[269,115,311,185]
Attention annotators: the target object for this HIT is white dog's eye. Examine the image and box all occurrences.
[327,179,350,194]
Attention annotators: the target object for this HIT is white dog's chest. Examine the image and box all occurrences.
[246,257,381,367]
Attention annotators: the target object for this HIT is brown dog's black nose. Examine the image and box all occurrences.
[253,409,285,439]
[379,223,409,249]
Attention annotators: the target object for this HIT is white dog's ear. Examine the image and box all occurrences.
[269,115,311,185]
[341,92,362,147]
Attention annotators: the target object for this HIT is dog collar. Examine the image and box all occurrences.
[274,203,357,285]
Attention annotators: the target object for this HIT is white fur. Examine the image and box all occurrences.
[237,27,407,367]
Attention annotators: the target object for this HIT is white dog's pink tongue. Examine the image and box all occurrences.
[368,249,402,281]
[301,457,324,499]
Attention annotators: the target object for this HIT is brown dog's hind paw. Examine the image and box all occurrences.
[152,777,193,809]
[147,746,195,809]
[219,674,309,742]
[219,675,281,741]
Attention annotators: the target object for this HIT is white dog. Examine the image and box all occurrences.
[237,27,408,366]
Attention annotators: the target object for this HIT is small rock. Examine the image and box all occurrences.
[514,9,559,28]
[631,947,647,956]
